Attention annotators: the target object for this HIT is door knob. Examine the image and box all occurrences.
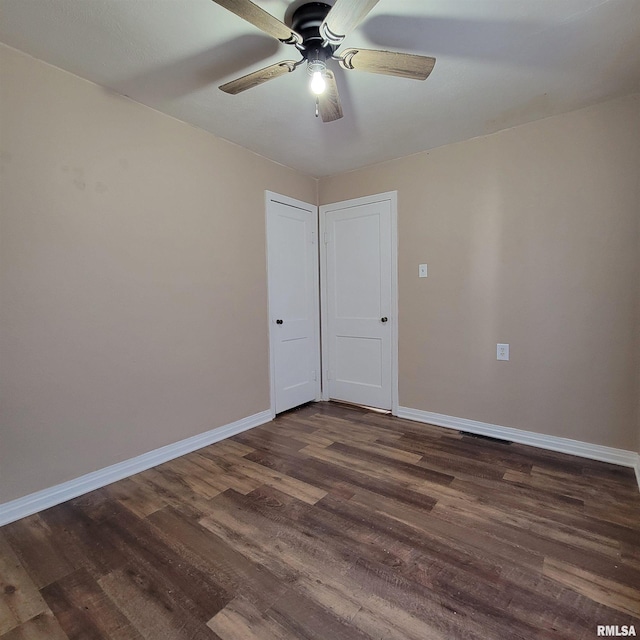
[276,319,284,325]
[381,317,388,323]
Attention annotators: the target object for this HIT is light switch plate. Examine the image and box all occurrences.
[419,264,428,278]
[497,344,509,361]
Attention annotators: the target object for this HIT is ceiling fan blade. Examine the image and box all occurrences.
[339,48,436,80]
[220,60,299,94]
[318,71,343,123]
[212,0,302,45]
[320,0,380,46]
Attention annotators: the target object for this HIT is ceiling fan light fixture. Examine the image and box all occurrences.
[307,56,327,95]
[310,70,326,95]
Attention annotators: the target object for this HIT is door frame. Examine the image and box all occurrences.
[319,191,399,415]
[265,191,321,418]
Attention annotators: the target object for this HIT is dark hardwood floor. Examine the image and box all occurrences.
[1,402,639,639]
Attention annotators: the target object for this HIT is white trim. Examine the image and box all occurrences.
[635,454,640,491]
[319,191,399,414]
[0,409,272,527]
[319,203,329,403]
[265,191,321,417]
[389,192,399,416]
[397,406,640,475]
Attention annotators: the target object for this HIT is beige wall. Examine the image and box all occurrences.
[0,45,316,503]
[2,43,638,506]
[320,94,640,451]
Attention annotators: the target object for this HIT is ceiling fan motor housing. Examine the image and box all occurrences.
[291,2,338,66]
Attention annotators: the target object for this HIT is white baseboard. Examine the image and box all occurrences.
[0,409,272,527]
[397,406,640,490]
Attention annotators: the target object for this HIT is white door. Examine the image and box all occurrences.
[320,192,397,411]
[266,192,321,414]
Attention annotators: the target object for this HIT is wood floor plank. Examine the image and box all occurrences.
[205,451,327,505]
[345,485,436,527]
[0,535,48,636]
[416,448,509,481]
[244,448,438,511]
[585,501,640,529]
[306,418,403,443]
[232,428,309,454]
[102,477,169,519]
[1,401,638,639]
[38,502,130,581]
[147,506,292,613]
[431,495,622,559]
[198,488,377,610]
[161,456,229,498]
[207,596,294,640]
[414,434,534,474]
[1,516,74,589]
[209,439,256,458]
[265,587,372,640]
[95,503,232,622]
[266,425,335,449]
[300,442,454,493]
[130,467,217,519]
[543,557,640,618]
[294,574,449,640]
[41,569,144,640]
[327,435,424,464]
[0,612,69,640]
[97,568,217,640]
[431,497,640,590]
[402,555,584,640]
[199,487,513,639]
[189,452,263,495]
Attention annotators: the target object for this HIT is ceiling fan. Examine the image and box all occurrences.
[212,0,436,122]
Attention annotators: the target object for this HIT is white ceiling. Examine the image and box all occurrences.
[1,0,639,177]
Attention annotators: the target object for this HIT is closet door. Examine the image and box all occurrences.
[321,192,397,411]
[266,192,320,414]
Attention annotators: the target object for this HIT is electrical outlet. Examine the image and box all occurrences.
[497,344,509,361]
[419,264,428,278]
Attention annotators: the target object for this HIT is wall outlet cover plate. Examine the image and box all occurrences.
[497,344,509,361]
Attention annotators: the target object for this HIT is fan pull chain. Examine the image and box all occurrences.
[315,98,319,118]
